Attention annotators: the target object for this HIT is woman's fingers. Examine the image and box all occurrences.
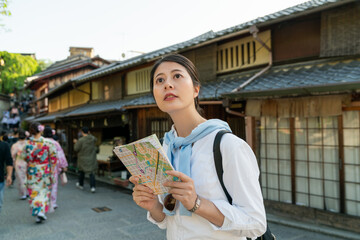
[129,176,138,185]
[163,170,197,210]
[163,171,194,190]
[166,170,192,182]
[133,190,156,201]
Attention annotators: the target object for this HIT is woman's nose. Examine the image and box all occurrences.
[164,79,173,89]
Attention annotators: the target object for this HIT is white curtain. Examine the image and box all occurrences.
[343,111,360,216]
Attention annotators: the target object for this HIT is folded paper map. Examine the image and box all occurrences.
[113,134,177,195]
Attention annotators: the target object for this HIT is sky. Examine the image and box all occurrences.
[0,0,308,62]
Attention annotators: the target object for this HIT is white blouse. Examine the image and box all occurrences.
[147,128,267,240]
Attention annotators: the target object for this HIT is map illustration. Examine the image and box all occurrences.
[113,134,177,195]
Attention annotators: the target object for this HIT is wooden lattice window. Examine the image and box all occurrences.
[217,30,271,73]
[127,67,151,95]
[257,115,343,214]
[148,118,170,140]
[343,111,360,217]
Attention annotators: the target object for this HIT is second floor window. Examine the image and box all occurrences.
[126,67,151,95]
[217,30,271,73]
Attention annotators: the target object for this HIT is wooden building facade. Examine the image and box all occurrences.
[26,0,360,232]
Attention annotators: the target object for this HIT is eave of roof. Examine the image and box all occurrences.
[71,0,351,84]
[27,62,98,88]
[221,57,360,99]
[223,81,360,99]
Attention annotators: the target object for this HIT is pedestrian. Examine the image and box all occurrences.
[0,136,13,214]
[43,125,68,210]
[73,126,98,193]
[22,122,57,223]
[10,129,28,200]
[9,128,20,186]
[1,110,10,130]
[129,54,266,239]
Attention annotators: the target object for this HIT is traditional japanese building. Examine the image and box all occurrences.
[27,0,360,232]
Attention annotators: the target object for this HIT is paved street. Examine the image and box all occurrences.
[0,174,356,240]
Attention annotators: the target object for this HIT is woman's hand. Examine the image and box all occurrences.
[6,175,12,187]
[163,170,198,211]
[129,176,161,212]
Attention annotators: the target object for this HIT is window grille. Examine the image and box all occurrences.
[343,111,360,216]
[217,30,271,73]
[127,67,151,95]
[149,118,170,140]
[258,116,342,214]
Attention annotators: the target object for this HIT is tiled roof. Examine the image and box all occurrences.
[72,0,344,84]
[65,99,130,117]
[32,57,360,121]
[199,80,240,100]
[29,55,95,82]
[35,108,73,123]
[216,0,341,36]
[72,31,217,84]
[124,94,156,107]
[222,57,360,98]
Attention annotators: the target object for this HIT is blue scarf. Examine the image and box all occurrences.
[163,119,231,216]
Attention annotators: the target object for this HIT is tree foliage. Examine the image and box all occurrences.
[0,0,10,16]
[0,51,41,94]
[37,59,53,71]
[0,0,11,27]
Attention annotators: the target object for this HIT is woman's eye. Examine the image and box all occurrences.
[174,74,181,79]
[156,78,164,83]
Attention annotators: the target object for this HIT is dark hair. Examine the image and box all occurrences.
[150,53,203,114]
[2,132,8,142]
[52,134,59,141]
[81,126,89,134]
[12,128,19,135]
[18,129,26,140]
[29,122,41,135]
[43,125,53,138]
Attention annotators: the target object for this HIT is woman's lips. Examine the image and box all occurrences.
[164,93,177,101]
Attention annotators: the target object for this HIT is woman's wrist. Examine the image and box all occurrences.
[149,202,165,222]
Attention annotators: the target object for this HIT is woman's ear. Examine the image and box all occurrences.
[193,85,200,98]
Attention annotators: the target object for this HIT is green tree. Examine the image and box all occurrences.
[0,0,11,27]
[37,59,53,71]
[0,51,41,94]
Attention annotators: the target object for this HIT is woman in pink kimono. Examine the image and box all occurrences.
[43,125,68,210]
[23,122,57,223]
[10,129,28,200]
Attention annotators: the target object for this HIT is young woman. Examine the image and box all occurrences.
[10,129,28,200]
[129,54,266,239]
[43,125,68,210]
[22,122,57,223]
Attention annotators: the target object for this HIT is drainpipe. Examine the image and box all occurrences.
[225,107,245,117]
[226,25,272,117]
[231,25,273,93]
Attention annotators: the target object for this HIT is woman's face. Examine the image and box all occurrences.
[153,61,199,114]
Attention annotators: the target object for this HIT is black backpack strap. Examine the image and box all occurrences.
[213,130,232,204]
[213,130,275,240]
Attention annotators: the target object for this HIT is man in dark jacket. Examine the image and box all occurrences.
[74,126,98,193]
[0,139,13,213]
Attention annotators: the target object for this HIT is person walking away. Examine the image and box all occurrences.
[43,125,68,210]
[22,122,57,223]
[129,54,266,239]
[10,129,28,200]
[74,126,98,193]
[0,138,13,214]
[8,128,20,187]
